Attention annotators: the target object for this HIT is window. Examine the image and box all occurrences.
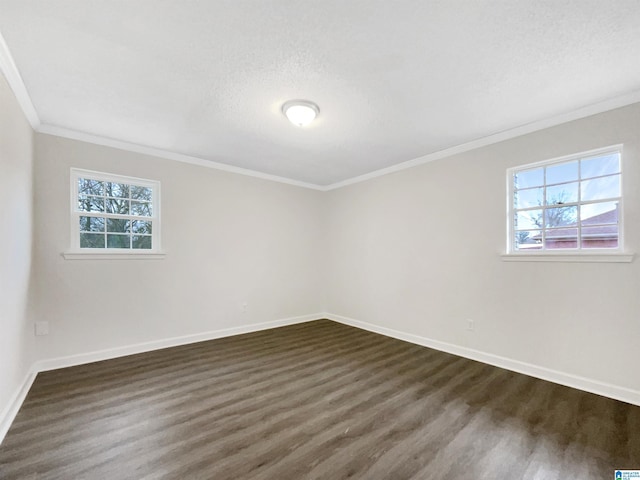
[508,146,622,253]
[70,169,160,253]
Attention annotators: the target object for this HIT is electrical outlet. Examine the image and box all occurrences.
[466,319,475,331]
[34,321,49,336]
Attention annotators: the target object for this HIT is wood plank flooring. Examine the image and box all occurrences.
[1,319,638,479]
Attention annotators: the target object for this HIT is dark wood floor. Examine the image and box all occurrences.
[1,320,638,479]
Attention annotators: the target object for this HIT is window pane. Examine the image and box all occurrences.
[581,153,620,179]
[546,161,578,185]
[107,234,130,249]
[106,182,130,198]
[514,230,542,250]
[131,186,152,201]
[515,209,542,230]
[131,220,152,234]
[78,178,103,196]
[80,233,105,248]
[546,182,578,205]
[106,198,130,214]
[78,195,105,212]
[582,225,618,249]
[107,218,131,233]
[545,206,577,228]
[132,235,152,249]
[545,227,577,249]
[514,187,543,209]
[511,149,622,253]
[131,201,152,217]
[581,202,619,225]
[581,174,620,202]
[73,171,159,254]
[514,168,543,189]
[79,216,104,232]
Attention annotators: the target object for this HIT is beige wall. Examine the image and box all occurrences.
[325,103,640,394]
[0,72,35,421]
[32,134,326,360]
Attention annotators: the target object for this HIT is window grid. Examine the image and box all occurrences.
[509,146,622,253]
[71,169,160,253]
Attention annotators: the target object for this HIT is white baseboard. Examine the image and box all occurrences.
[325,313,640,407]
[0,313,323,445]
[5,311,637,448]
[0,368,37,445]
[36,313,324,372]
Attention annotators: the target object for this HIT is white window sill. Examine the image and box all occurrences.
[500,253,634,263]
[62,252,166,260]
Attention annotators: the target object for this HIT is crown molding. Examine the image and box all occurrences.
[0,29,40,129]
[36,124,325,191]
[324,90,640,191]
[3,21,639,192]
[36,87,640,192]
[27,93,640,193]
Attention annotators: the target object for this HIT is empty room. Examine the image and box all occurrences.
[1,1,639,478]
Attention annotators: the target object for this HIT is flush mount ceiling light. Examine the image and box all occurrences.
[282,100,320,127]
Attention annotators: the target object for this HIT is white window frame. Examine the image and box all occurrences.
[503,145,633,263]
[64,168,164,260]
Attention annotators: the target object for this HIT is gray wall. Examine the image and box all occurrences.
[32,134,326,361]
[0,71,35,427]
[326,103,640,395]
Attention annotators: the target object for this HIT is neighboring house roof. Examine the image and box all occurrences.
[581,208,618,225]
[531,207,618,240]
[542,224,617,240]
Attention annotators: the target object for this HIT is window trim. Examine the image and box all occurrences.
[65,168,164,259]
[500,253,633,263]
[504,144,631,262]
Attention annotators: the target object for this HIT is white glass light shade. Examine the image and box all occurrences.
[282,100,319,126]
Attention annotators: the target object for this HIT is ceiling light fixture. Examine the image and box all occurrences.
[282,100,319,127]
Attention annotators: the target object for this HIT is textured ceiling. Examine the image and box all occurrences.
[1,1,640,186]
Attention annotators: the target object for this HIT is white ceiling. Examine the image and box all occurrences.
[1,1,640,187]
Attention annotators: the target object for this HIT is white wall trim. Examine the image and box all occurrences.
[0,368,37,445]
[500,253,634,263]
[30,95,640,193]
[36,125,325,191]
[0,29,40,129]
[35,313,324,372]
[3,312,639,446]
[0,313,324,445]
[324,91,640,191]
[2,26,640,192]
[325,313,640,407]
[62,252,167,260]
